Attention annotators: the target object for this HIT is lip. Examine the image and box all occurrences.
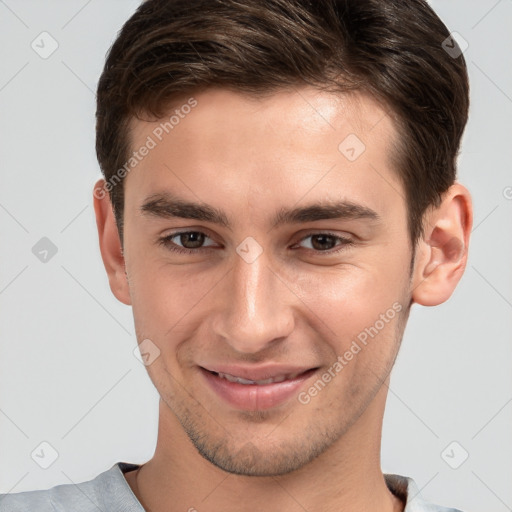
[200,364,316,382]
[199,365,319,411]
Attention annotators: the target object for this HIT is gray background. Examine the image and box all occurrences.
[0,1,511,510]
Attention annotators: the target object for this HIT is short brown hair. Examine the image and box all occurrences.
[96,0,469,249]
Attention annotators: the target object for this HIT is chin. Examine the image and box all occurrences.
[188,423,340,477]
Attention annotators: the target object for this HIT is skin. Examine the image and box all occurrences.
[93,86,472,512]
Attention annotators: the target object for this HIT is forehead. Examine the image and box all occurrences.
[129,86,395,151]
[124,86,403,224]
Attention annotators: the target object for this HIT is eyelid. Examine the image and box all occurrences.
[294,231,354,249]
[159,229,218,249]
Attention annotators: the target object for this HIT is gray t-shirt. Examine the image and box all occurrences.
[0,462,463,511]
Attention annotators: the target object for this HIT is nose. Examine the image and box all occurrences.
[211,248,295,355]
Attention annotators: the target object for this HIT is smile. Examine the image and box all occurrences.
[199,366,319,411]
[214,370,305,385]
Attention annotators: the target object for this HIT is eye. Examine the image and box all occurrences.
[296,233,354,253]
[157,230,354,256]
[158,231,217,254]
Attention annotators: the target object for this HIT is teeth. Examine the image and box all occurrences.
[216,371,302,385]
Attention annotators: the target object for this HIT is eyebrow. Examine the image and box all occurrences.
[139,192,381,229]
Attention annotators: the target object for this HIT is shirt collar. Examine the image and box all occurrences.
[111,463,442,512]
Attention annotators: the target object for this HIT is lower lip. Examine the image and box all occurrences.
[200,367,318,411]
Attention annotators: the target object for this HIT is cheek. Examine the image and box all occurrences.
[289,257,406,317]
[129,259,221,338]
[282,255,409,362]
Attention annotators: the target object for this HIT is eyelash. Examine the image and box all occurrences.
[157,230,355,256]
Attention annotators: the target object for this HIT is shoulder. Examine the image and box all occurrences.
[0,462,141,512]
[385,473,465,512]
[0,476,102,512]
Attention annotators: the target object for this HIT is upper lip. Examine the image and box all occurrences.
[200,364,318,381]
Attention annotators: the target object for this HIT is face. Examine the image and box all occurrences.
[121,87,414,476]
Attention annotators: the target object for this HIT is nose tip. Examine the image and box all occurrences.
[212,254,295,354]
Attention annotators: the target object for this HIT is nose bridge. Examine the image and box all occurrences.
[213,249,294,354]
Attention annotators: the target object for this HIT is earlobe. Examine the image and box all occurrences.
[411,183,473,307]
[93,178,132,306]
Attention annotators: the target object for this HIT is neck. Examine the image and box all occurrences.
[127,385,403,512]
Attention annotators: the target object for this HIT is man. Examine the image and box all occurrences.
[0,0,472,510]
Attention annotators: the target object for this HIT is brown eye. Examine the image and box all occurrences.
[178,232,206,249]
[297,233,354,253]
[158,231,217,254]
[310,234,337,251]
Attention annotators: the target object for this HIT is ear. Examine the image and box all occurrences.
[411,182,473,306]
[93,178,131,306]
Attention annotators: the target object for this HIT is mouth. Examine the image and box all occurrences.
[210,369,309,385]
[199,366,319,411]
